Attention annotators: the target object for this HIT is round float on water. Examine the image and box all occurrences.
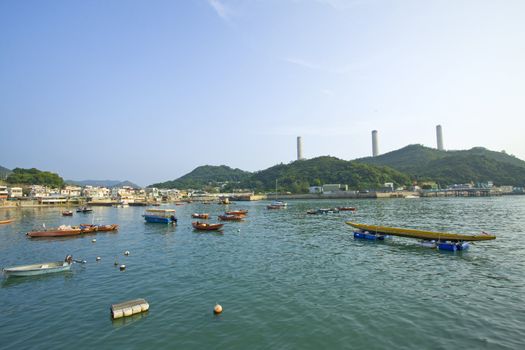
[214,304,223,314]
[124,251,130,256]
[92,239,96,243]
[96,256,101,261]
[119,264,126,271]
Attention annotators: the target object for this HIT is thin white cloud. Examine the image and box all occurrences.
[283,57,321,70]
[208,0,232,21]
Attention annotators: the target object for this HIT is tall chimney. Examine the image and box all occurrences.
[297,136,304,160]
[436,125,444,150]
[372,130,379,157]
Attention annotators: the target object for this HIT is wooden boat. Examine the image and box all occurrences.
[62,211,73,216]
[27,225,96,238]
[0,219,14,225]
[225,210,248,216]
[3,256,73,277]
[218,214,244,221]
[192,221,224,231]
[338,207,356,211]
[191,213,209,219]
[346,222,496,242]
[80,224,119,232]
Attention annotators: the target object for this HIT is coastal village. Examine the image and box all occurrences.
[0,180,523,209]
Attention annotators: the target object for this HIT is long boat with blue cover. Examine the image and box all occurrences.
[346,222,496,242]
[143,209,177,224]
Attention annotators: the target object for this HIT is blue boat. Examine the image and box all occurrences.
[353,231,386,240]
[143,209,177,224]
[437,241,469,251]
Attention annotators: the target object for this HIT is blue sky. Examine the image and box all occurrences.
[1,0,524,186]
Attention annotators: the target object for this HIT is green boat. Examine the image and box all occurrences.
[3,256,73,277]
[346,221,496,242]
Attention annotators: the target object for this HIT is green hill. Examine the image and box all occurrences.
[356,144,525,186]
[149,165,251,189]
[0,165,11,180]
[243,156,411,193]
[6,168,64,188]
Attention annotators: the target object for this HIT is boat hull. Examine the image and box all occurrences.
[27,229,83,238]
[0,219,14,224]
[346,222,496,242]
[143,215,176,224]
[3,262,71,277]
[192,222,224,231]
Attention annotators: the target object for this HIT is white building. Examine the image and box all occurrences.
[83,186,110,199]
[61,185,82,197]
[9,187,23,198]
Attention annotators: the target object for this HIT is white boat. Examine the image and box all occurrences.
[3,256,73,277]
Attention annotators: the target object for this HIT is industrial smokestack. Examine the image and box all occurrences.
[436,125,444,150]
[372,130,379,157]
[297,136,304,160]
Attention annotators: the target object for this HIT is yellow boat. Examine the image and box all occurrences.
[346,221,496,242]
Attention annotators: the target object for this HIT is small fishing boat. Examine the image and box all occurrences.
[143,209,177,224]
[267,201,287,210]
[80,224,119,232]
[27,224,97,238]
[225,210,248,216]
[62,211,73,216]
[338,206,356,211]
[191,213,209,219]
[218,214,244,221]
[346,222,496,242]
[192,221,224,231]
[0,219,14,225]
[3,255,73,277]
[76,206,93,213]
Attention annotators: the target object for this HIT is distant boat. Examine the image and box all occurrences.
[225,210,248,216]
[191,213,209,219]
[143,209,177,224]
[338,206,356,211]
[0,219,14,225]
[62,211,73,216]
[267,201,287,210]
[307,208,339,214]
[3,256,73,277]
[218,214,244,221]
[192,222,224,231]
[76,206,93,213]
[346,222,496,242]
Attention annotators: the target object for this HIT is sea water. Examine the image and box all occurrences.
[1,196,524,349]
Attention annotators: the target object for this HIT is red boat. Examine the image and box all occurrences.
[62,211,73,216]
[27,224,101,238]
[191,213,209,219]
[80,224,119,232]
[192,222,224,231]
[218,214,244,221]
[225,210,248,216]
[338,207,356,211]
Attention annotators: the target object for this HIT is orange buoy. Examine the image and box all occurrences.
[214,304,223,314]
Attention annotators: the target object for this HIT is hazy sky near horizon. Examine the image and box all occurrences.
[1,0,524,186]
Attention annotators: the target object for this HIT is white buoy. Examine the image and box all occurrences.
[96,256,101,261]
[237,229,240,232]
[92,239,96,243]
[120,264,126,271]
[124,251,130,256]
[214,304,223,314]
